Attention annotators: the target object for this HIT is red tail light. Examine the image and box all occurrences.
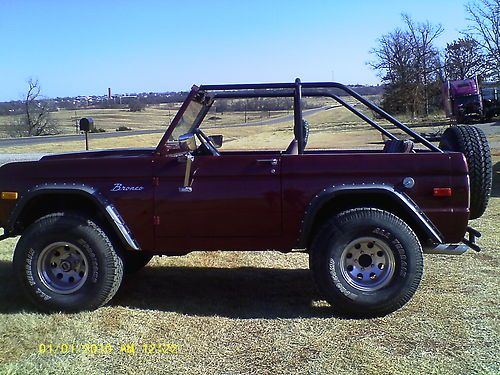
[433,188,452,197]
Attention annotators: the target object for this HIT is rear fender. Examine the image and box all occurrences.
[297,183,443,248]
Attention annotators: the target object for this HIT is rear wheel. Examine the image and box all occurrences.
[309,208,423,317]
[13,212,123,312]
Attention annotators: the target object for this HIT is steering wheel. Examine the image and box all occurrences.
[195,129,220,156]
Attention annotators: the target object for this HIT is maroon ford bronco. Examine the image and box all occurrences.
[0,80,492,317]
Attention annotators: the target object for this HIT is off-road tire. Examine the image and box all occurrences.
[309,208,423,317]
[121,251,153,274]
[13,212,123,312]
[295,119,310,148]
[302,119,310,147]
[439,125,492,219]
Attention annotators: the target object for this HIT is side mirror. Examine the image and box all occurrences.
[179,133,197,152]
[208,135,223,148]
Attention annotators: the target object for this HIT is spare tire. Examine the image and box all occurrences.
[302,119,310,147]
[439,125,492,219]
[294,119,310,149]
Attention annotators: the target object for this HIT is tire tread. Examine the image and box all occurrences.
[439,125,492,219]
[13,212,123,312]
[309,208,423,317]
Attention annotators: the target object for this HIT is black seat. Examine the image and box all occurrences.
[383,139,414,153]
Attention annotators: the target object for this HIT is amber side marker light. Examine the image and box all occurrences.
[433,188,452,197]
[1,192,18,200]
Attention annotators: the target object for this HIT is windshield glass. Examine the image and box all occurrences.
[170,100,204,141]
[456,95,480,106]
[481,89,495,101]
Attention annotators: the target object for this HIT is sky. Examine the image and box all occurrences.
[0,0,471,101]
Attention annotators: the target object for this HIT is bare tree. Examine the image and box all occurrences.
[370,30,414,82]
[465,0,500,80]
[402,14,444,116]
[444,37,487,80]
[9,78,59,137]
[369,15,443,116]
[369,29,416,114]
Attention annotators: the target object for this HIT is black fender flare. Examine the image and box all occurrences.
[296,183,443,248]
[6,182,140,251]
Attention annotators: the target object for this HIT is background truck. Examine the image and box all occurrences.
[443,78,500,122]
[443,78,483,123]
[481,86,500,120]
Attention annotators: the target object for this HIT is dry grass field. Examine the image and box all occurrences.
[0,104,178,137]
[0,102,298,139]
[0,97,453,155]
[0,106,498,374]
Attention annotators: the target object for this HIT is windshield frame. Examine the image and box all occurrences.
[155,85,213,155]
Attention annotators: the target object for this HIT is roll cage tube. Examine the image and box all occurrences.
[294,78,304,154]
[199,80,443,152]
[305,91,399,141]
[301,82,442,152]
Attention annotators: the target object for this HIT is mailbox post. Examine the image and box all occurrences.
[79,117,94,150]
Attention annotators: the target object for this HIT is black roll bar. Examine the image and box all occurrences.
[301,82,442,152]
[304,90,399,141]
[200,81,442,152]
[294,78,304,153]
[212,90,294,99]
[200,83,296,90]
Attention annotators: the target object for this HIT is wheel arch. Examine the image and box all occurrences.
[7,183,140,251]
[297,184,443,249]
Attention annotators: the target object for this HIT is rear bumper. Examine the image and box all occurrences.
[423,226,481,255]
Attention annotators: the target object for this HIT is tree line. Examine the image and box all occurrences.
[3,81,384,137]
[6,0,497,137]
[370,0,500,116]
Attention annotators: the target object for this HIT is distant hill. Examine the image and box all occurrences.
[0,85,384,116]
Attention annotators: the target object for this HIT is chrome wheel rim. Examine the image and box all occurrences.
[37,242,89,294]
[339,237,396,292]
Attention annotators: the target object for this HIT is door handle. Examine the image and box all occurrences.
[256,158,278,166]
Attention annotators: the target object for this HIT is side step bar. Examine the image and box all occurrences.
[424,226,482,255]
[463,226,481,252]
[424,244,470,255]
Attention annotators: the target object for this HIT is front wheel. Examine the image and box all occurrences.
[13,212,124,312]
[309,208,423,317]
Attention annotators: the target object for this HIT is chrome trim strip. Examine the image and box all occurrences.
[423,244,469,255]
[105,205,140,251]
